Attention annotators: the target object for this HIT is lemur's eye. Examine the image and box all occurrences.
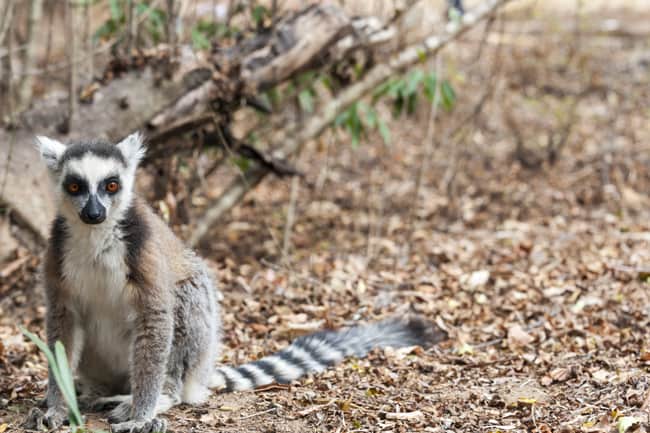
[67,183,80,194]
[106,181,120,193]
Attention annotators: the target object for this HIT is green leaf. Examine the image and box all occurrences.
[361,103,377,129]
[353,62,364,80]
[55,342,82,426]
[334,109,349,127]
[423,72,438,102]
[145,8,167,43]
[407,92,418,114]
[405,70,424,96]
[448,7,462,23]
[372,79,396,104]
[109,0,122,21]
[377,118,391,145]
[321,75,334,91]
[284,82,297,98]
[296,71,317,87]
[257,93,272,112]
[21,328,57,371]
[393,95,405,117]
[251,5,268,26]
[94,20,119,41]
[20,329,82,427]
[387,79,406,99]
[346,103,362,147]
[232,156,251,172]
[441,81,456,111]
[298,89,314,113]
[191,27,211,50]
[266,87,281,107]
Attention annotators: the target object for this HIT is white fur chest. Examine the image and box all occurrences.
[61,224,136,317]
[62,224,136,375]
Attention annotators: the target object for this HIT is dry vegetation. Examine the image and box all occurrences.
[1,1,650,432]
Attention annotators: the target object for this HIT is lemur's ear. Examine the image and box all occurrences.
[35,136,66,170]
[116,132,146,168]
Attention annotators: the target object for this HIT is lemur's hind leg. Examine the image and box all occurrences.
[176,269,221,406]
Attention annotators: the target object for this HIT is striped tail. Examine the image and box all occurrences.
[211,316,446,392]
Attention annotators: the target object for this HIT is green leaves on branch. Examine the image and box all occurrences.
[251,5,270,27]
[191,20,233,50]
[95,0,167,44]
[335,102,391,147]
[373,70,457,117]
[137,2,166,43]
[333,69,457,147]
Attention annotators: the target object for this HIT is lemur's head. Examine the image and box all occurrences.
[35,133,145,226]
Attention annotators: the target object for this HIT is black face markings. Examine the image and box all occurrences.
[119,204,150,286]
[62,174,89,196]
[60,140,127,167]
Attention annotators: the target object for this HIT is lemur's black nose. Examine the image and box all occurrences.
[80,194,106,224]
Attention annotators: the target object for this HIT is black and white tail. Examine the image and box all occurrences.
[211,316,446,392]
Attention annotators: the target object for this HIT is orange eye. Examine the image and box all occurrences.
[106,181,120,193]
[67,183,80,193]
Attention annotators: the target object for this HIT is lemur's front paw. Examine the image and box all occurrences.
[108,401,133,424]
[23,406,68,430]
[110,417,167,433]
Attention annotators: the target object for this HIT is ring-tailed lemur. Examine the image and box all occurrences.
[30,133,446,433]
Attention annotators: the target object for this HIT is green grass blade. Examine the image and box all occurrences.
[20,328,84,428]
[20,328,59,377]
[55,342,83,425]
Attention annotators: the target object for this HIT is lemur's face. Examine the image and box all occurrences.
[36,134,145,226]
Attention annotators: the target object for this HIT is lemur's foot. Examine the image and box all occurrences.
[23,406,68,430]
[110,417,167,433]
[108,401,133,424]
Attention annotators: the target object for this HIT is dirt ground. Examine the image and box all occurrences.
[2,3,650,433]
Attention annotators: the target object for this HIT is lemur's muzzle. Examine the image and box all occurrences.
[80,194,106,224]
